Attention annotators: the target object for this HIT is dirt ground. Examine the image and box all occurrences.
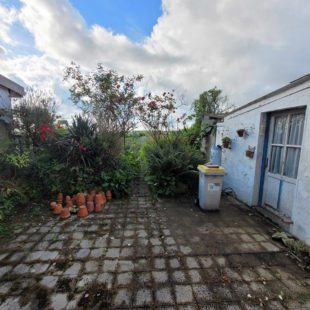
[0,177,310,309]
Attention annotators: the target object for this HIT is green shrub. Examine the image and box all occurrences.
[101,149,140,197]
[142,136,203,196]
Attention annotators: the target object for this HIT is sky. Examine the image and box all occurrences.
[1,0,310,122]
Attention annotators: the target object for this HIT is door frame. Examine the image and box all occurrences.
[258,107,306,207]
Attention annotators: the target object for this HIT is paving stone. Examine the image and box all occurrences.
[0,297,22,310]
[213,284,233,300]
[152,271,169,283]
[186,257,199,269]
[103,260,118,272]
[64,262,82,276]
[252,234,267,242]
[110,238,121,247]
[106,248,120,258]
[90,249,104,258]
[0,282,12,294]
[88,224,99,232]
[137,230,147,238]
[255,267,274,280]
[123,239,134,246]
[231,282,251,298]
[77,274,97,287]
[41,251,59,260]
[180,246,192,255]
[94,237,107,248]
[85,261,99,273]
[175,285,194,303]
[240,234,255,242]
[31,263,50,274]
[222,304,243,310]
[137,238,148,246]
[26,251,43,262]
[12,264,30,275]
[172,270,186,283]
[152,245,165,255]
[75,248,90,259]
[120,247,134,257]
[113,288,132,307]
[135,288,153,306]
[214,256,227,267]
[50,293,68,310]
[163,229,171,236]
[166,245,178,255]
[260,242,280,252]
[189,270,202,283]
[137,272,152,283]
[118,260,134,272]
[222,268,242,281]
[80,239,93,249]
[97,272,114,289]
[0,253,8,261]
[117,272,133,286]
[154,258,166,269]
[193,284,213,302]
[151,237,162,246]
[165,237,176,245]
[40,275,59,289]
[156,287,174,305]
[49,241,64,250]
[72,232,84,239]
[169,258,180,269]
[124,230,134,237]
[241,268,258,282]
[8,252,24,263]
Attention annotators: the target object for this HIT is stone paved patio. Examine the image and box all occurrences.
[0,177,310,309]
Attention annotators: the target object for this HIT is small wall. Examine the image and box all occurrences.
[216,80,310,244]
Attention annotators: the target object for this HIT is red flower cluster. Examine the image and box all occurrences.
[37,124,53,139]
[57,125,63,129]
[148,101,157,110]
[77,141,87,151]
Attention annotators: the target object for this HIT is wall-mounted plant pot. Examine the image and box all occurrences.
[66,200,73,208]
[95,202,103,212]
[57,193,63,204]
[246,150,255,159]
[53,204,63,215]
[87,201,94,213]
[50,202,57,210]
[222,141,231,149]
[237,129,246,137]
[106,191,112,200]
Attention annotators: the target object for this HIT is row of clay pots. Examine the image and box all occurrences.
[56,190,112,204]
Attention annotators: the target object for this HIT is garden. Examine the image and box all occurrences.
[0,62,225,237]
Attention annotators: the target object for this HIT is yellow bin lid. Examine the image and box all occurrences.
[198,164,226,173]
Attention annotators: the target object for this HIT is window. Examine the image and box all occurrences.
[269,111,305,178]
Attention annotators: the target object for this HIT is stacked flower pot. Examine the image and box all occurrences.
[49,190,112,219]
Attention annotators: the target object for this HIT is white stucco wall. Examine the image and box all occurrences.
[216,80,310,244]
[0,86,11,110]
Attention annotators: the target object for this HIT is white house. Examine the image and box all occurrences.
[0,74,25,139]
[216,74,310,244]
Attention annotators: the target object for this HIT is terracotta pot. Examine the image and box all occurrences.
[50,201,57,210]
[95,202,102,212]
[95,194,103,204]
[53,204,63,215]
[57,193,63,203]
[78,205,88,218]
[90,190,96,196]
[66,200,73,208]
[222,141,231,149]
[65,195,71,203]
[76,192,86,207]
[87,194,94,202]
[87,201,94,213]
[106,190,112,200]
[60,207,71,219]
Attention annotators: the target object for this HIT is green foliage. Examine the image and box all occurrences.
[222,136,231,142]
[101,149,140,197]
[142,136,203,197]
[0,180,27,221]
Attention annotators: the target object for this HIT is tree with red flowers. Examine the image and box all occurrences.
[135,91,185,142]
[11,87,57,147]
[64,62,143,147]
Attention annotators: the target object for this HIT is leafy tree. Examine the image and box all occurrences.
[10,87,58,147]
[64,62,143,147]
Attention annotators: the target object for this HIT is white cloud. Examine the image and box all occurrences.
[0,4,17,45]
[1,0,310,120]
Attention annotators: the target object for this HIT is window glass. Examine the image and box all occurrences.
[272,115,287,144]
[284,148,300,178]
[288,113,304,145]
[270,146,283,174]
